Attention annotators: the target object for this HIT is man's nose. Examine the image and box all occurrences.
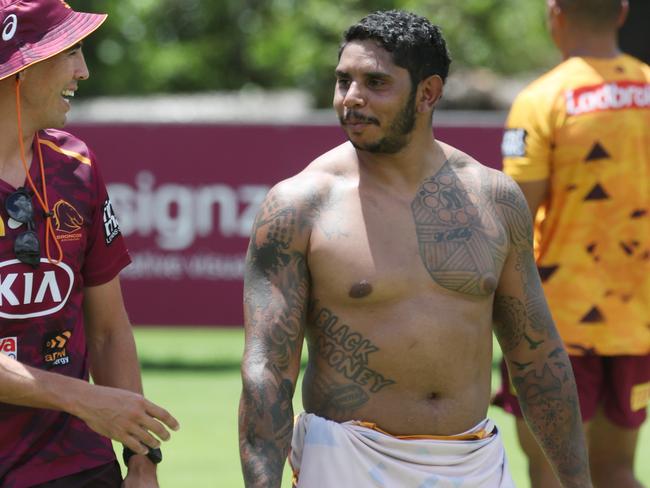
[75,53,90,81]
[343,81,365,108]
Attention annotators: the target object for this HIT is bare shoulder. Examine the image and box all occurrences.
[482,165,532,248]
[252,142,356,247]
[440,142,531,246]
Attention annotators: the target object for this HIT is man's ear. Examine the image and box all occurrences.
[416,74,444,113]
[617,0,629,28]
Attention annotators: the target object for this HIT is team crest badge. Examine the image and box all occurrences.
[53,199,83,242]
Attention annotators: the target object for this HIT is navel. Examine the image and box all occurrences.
[349,280,373,299]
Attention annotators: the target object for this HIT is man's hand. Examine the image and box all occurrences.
[122,455,159,488]
[72,383,179,455]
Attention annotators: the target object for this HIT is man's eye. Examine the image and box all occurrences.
[337,79,351,88]
[368,78,385,88]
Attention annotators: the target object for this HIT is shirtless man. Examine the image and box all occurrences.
[239,10,592,488]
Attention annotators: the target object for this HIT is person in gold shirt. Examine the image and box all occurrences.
[494,1,650,487]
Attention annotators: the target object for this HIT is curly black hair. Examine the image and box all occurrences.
[340,10,452,87]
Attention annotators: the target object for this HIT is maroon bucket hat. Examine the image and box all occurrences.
[0,0,106,81]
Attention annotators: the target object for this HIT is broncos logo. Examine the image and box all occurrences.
[53,200,83,233]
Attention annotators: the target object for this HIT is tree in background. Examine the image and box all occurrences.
[70,0,557,107]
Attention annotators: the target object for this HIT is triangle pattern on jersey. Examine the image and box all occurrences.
[585,142,610,162]
[580,306,605,324]
[584,184,610,201]
[538,265,559,282]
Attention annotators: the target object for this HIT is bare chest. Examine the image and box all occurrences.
[308,173,508,302]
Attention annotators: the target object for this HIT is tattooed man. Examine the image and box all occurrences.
[239,10,592,488]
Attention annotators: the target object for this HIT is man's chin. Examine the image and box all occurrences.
[349,137,405,155]
[51,116,68,129]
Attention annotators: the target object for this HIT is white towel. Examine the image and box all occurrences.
[289,413,516,487]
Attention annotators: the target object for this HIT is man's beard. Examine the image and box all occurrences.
[345,86,417,154]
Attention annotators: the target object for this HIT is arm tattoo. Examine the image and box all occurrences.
[493,295,527,353]
[493,174,590,486]
[240,193,310,487]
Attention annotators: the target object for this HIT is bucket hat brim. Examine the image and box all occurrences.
[0,10,106,81]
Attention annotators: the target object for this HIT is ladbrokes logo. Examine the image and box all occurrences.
[43,330,71,367]
[566,81,650,116]
[53,199,83,242]
[0,337,17,360]
[0,259,74,319]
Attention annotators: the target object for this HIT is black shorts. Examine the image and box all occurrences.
[32,461,122,488]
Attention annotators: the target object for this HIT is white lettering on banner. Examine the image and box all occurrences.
[565,82,650,116]
[108,172,269,250]
[121,252,245,280]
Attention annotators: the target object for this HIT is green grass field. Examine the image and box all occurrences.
[118,327,650,487]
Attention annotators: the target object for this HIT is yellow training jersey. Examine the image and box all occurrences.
[501,54,650,356]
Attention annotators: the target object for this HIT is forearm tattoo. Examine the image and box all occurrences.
[240,194,310,487]
[492,173,589,486]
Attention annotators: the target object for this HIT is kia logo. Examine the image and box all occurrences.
[0,259,74,319]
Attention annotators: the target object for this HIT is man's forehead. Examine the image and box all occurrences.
[336,40,399,73]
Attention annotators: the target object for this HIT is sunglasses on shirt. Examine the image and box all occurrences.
[5,188,41,268]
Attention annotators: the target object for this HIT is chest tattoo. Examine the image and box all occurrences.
[411,163,507,296]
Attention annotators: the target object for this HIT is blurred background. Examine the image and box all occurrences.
[65,0,649,486]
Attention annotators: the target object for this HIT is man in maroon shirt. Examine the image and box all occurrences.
[0,1,179,486]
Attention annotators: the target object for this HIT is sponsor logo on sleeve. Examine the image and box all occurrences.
[42,330,71,367]
[501,128,528,158]
[102,198,121,245]
[565,81,650,116]
[0,336,17,360]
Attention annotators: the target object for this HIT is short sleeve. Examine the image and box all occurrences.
[82,151,131,286]
[501,88,553,182]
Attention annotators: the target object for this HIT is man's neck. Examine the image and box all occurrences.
[560,31,621,60]
[0,120,35,185]
[356,131,443,192]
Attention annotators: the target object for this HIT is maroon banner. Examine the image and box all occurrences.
[68,124,503,326]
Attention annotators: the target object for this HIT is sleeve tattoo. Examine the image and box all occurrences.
[239,193,310,487]
[492,174,590,487]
